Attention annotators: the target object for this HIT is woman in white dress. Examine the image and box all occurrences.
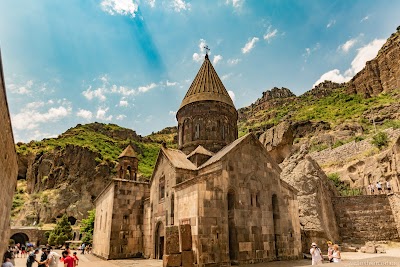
[332,244,341,263]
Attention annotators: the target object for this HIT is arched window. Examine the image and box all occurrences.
[127,166,132,179]
[171,193,175,225]
[159,176,165,201]
[195,123,200,139]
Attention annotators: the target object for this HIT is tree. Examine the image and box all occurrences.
[80,209,95,244]
[48,214,73,246]
[371,131,389,150]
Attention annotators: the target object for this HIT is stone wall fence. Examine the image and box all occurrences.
[163,224,194,267]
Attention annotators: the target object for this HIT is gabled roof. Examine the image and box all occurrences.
[162,147,197,170]
[198,133,281,173]
[179,54,235,109]
[118,145,137,158]
[187,145,214,158]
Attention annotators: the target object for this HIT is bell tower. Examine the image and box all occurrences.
[117,145,138,181]
[176,53,238,154]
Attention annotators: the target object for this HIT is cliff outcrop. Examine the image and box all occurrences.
[347,28,400,97]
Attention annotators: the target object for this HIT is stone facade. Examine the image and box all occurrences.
[9,227,48,247]
[0,50,18,258]
[93,54,301,265]
[332,195,400,244]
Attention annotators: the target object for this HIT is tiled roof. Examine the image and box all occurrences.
[118,145,137,158]
[162,147,197,170]
[179,54,235,109]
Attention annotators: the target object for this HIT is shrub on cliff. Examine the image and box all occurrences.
[371,131,389,149]
[48,214,73,246]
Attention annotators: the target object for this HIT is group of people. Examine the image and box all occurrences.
[2,244,81,267]
[368,181,392,195]
[310,241,341,265]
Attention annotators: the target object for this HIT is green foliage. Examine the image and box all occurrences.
[327,173,362,196]
[80,209,95,244]
[371,131,389,149]
[12,180,27,218]
[15,123,165,179]
[332,140,344,149]
[48,215,73,246]
[383,119,400,129]
[309,143,329,152]
[354,136,364,142]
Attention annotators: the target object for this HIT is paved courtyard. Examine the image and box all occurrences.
[13,249,400,267]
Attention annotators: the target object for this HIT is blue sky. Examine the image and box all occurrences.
[1,0,399,142]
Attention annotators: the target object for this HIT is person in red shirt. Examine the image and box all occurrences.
[72,252,79,266]
[62,251,74,267]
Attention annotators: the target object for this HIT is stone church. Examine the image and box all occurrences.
[92,54,302,265]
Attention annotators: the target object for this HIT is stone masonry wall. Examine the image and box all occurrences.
[0,51,18,258]
[332,195,400,244]
[388,193,400,237]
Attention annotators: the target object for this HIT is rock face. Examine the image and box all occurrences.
[310,129,400,192]
[280,145,340,253]
[14,144,115,225]
[302,81,345,99]
[259,121,294,164]
[347,28,400,97]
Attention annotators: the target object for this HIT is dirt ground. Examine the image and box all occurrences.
[12,248,400,267]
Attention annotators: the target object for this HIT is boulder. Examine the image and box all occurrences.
[280,145,340,253]
[259,121,294,164]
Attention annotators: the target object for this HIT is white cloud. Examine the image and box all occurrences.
[171,0,190,12]
[96,107,113,121]
[116,114,127,120]
[213,55,223,65]
[193,39,209,62]
[313,69,351,87]
[361,15,369,22]
[138,83,157,93]
[338,35,364,53]
[111,85,136,96]
[82,86,107,101]
[221,73,233,81]
[327,19,336,28]
[169,110,176,115]
[12,105,71,130]
[227,58,241,65]
[147,0,155,8]
[26,101,45,109]
[346,38,386,76]
[8,80,34,94]
[313,39,386,86]
[100,0,139,17]
[226,0,244,9]
[241,37,259,54]
[263,27,278,42]
[303,43,320,62]
[228,90,236,102]
[76,109,93,120]
[166,80,178,86]
[119,99,129,107]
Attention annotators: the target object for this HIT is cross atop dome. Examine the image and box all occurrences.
[204,45,210,59]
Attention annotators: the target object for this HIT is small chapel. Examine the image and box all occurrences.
[92,53,302,265]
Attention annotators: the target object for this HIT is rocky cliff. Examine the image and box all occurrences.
[347,27,400,96]
[13,123,163,225]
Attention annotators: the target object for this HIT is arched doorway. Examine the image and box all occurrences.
[68,216,77,225]
[155,221,165,259]
[272,194,280,259]
[10,233,29,246]
[228,190,238,263]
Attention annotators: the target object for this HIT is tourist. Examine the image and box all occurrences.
[376,181,383,194]
[62,251,74,267]
[46,247,61,267]
[310,242,323,265]
[370,183,375,195]
[80,243,85,254]
[72,252,79,266]
[386,180,392,193]
[26,248,40,267]
[327,241,333,262]
[332,244,341,263]
[2,250,14,267]
[65,245,71,255]
[21,244,26,258]
[38,247,48,267]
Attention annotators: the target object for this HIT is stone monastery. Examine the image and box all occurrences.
[92,54,302,265]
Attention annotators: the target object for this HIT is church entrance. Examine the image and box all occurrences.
[155,221,165,259]
[228,190,238,263]
[272,194,280,259]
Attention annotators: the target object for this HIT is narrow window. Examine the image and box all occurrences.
[159,176,165,201]
[171,193,175,225]
[195,124,200,139]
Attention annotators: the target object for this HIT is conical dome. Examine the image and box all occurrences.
[118,145,137,158]
[179,55,235,109]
